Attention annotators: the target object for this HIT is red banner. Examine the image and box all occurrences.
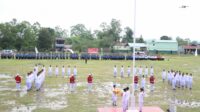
[88,48,99,54]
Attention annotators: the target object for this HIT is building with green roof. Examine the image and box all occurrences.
[146,40,178,54]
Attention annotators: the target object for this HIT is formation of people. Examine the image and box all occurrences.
[47,65,77,77]
[14,64,93,92]
[112,65,155,112]
[113,65,155,91]
[14,64,194,112]
[162,69,193,90]
[113,65,154,78]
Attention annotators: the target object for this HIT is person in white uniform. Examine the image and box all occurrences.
[150,66,154,75]
[48,65,52,76]
[172,73,176,90]
[67,65,71,77]
[141,75,146,90]
[73,66,77,77]
[180,73,185,89]
[55,65,59,77]
[138,88,144,112]
[120,65,124,78]
[62,66,65,77]
[113,65,117,77]
[144,66,148,77]
[162,69,167,82]
[125,87,130,110]
[127,66,131,77]
[167,71,171,84]
[139,66,143,77]
[189,73,193,90]
[185,73,189,88]
[122,88,127,112]
[112,85,117,106]
[133,66,137,76]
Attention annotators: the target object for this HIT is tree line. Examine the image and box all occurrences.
[0,18,197,52]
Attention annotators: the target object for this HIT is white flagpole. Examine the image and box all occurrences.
[130,0,136,111]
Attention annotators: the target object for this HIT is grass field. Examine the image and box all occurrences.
[0,56,200,112]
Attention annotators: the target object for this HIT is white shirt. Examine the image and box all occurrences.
[114,67,117,73]
[55,67,59,73]
[62,67,65,73]
[141,78,146,87]
[185,75,189,82]
[127,67,131,74]
[67,67,71,75]
[167,72,170,80]
[73,68,77,75]
[139,67,143,74]
[145,68,148,75]
[139,92,144,103]
[126,91,130,103]
[150,68,154,74]
[121,67,124,73]
[189,76,193,83]
[48,67,52,73]
[162,71,166,79]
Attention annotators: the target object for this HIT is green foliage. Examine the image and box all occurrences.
[176,37,188,46]
[122,27,133,43]
[160,35,172,40]
[38,28,55,51]
[1,19,198,52]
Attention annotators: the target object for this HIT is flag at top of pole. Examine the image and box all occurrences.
[195,48,198,56]
[35,47,39,54]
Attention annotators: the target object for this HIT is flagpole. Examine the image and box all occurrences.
[130,0,136,110]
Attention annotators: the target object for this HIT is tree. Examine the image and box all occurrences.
[55,26,68,38]
[136,35,145,43]
[160,36,172,40]
[109,19,122,42]
[122,27,133,43]
[38,28,55,51]
[70,24,93,39]
[176,37,188,46]
[95,19,122,48]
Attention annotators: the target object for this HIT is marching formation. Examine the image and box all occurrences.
[13,64,194,112]
[112,65,156,112]
[14,64,93,92]
[162,69,193,90]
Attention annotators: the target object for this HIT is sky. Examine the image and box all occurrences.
[0,0,199,41]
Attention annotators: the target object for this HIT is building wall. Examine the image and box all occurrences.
[147,40,178,53]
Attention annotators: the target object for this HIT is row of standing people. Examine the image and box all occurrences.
[15,65,93,92]
[113,65,154,77]
[161,69,193,90]
[34,65,78,77]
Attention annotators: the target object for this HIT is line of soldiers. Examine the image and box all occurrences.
[113,65,154,78]
[162,69,193,90]
[41,65,78,77]
[15,65,93,92]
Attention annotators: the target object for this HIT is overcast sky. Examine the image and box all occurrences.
[0,0,199,41]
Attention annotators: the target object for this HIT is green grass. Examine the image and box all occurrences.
[0,56,200,112]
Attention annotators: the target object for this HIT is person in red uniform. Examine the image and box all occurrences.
[149,74,155,92]
[15,73,21,91]
[133,74,139,91]
[69,74,75,92]
[87,74,93,92]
